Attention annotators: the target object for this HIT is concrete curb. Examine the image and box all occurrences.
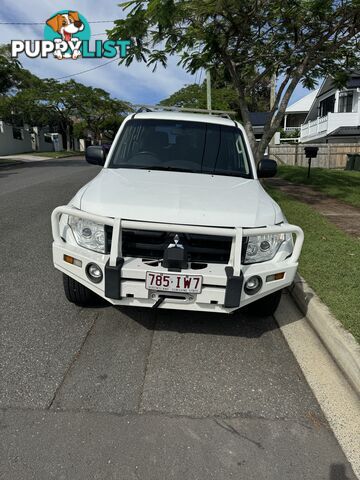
[288,273,360,397]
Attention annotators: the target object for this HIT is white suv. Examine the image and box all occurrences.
[51,111,303,315]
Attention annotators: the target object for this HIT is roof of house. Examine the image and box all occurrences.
[249,112,272,126]
[286,89,319,113]
[347,74,360,88]
[328,126,360,137]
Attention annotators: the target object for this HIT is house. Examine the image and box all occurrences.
[0,121,32,155]
[249,112,272,140]
[282,89,319,133]
[0,121,63,155]
[300,72,360,143]
[249,92,317,144]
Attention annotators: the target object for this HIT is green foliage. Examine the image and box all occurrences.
[109,0,360,160]
[267,185,360,342]
[73,120,88,140]
[160,77,270,114]
[0,44,40,96]
[279,128,300,139]
[0,45,131,149]
[159,82,239,111]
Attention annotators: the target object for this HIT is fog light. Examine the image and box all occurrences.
[244,275,262,295]
[86,263,103,283]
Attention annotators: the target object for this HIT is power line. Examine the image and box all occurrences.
[0,31,109,38]
[0,20,116,25]
[54,57,119,80]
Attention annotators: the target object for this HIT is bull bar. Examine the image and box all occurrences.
[51,206,304,312]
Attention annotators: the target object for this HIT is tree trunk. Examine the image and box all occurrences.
[223,58,261,164]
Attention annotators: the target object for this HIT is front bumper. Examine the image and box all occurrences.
[51,206,304,313]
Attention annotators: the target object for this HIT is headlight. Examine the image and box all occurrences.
[244,233,291,264]
[68,216,106,253]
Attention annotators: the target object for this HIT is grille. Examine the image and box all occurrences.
[120,229,233,264]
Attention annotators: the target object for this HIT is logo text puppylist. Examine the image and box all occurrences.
[11,10,130,60]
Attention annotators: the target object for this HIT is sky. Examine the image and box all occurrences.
[0,0,312,107]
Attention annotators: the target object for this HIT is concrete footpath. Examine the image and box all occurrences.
[275,291,360,478]
[0,153,54,164]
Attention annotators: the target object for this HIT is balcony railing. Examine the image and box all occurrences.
[284,126,300,132]
[300,115,328,139]
[300,112,359,140]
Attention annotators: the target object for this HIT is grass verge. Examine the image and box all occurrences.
[277,165,360,208]
[36,150,82,158]
[268,185,360,342]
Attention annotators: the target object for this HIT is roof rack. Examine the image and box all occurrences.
[134,104,236,119]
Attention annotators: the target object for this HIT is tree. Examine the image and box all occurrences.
[69,84,130,142]
[0,44,41,96]
[0,44,130,150]
[33,79,79,151]
[160,82,239,111]
[0,45,22,96]
[160,78,270,114]
[109,0,360,163]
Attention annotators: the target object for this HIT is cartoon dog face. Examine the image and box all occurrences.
[46,11,84,42]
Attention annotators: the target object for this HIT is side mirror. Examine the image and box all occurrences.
[85,146,105,166]
[257,159,277,178]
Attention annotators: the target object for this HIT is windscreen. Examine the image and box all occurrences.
[109,119,253,178]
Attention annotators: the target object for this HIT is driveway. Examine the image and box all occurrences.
[0,158,356,479]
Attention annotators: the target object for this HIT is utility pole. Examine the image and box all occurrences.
[206,70,212,112]
[269,73,276,146]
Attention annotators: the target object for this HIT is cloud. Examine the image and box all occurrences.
[0,0,195,104]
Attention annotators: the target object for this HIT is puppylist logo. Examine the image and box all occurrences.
[11,10,130,60]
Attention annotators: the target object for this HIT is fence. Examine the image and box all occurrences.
[268,143,360,169]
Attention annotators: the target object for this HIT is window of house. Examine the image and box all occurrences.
[338,91,354,113]
[12,127,24,140]
[319,94,335,117]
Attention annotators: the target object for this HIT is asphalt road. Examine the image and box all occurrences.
[0,158,356,480]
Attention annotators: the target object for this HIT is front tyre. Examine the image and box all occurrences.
[244,289,283,317]
[63,274,100,307]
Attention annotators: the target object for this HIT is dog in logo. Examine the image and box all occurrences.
[46,11,84,59]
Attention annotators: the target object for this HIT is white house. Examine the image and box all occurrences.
[283,89,319,133]
[0,121,32,155]
[0,121,63,155]
[300,73,360,143]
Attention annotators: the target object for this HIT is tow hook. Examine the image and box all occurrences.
[152,296,165,309]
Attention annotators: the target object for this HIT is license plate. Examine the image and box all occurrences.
[145,272,203,294]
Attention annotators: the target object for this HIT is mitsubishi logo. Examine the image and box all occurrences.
[169,233,184,249]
